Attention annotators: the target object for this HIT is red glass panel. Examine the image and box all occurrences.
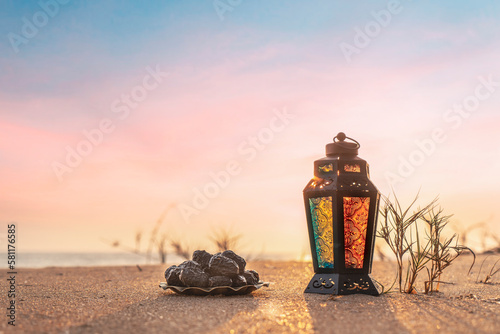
[343,197,370,269]
[344,164,361,172]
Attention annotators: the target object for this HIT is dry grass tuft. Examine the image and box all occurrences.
[377,192,473,294]
[476,256,500,284]
[210,226,242,252]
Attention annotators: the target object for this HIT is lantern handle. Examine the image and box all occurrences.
[333,132,360,149]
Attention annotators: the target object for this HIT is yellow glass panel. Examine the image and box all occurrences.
[343,197,370,269]
[309,197,334,268]
[319,164,333,173]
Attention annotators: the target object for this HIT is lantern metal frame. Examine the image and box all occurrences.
[303,133,381,295]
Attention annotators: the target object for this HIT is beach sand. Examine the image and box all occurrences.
[0,255,498,333]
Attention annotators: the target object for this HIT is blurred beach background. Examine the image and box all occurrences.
[1,1,500,268]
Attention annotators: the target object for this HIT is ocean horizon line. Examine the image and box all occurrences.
[0,251,302,269]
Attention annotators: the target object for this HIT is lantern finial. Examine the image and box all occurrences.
[326,132,360,156]
[334,132,346,142]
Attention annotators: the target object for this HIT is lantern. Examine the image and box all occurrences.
[303,132,381,295]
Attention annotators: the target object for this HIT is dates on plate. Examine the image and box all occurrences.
[208,276,233,287]
[208,254,239,276]
[163,249,261,290]
[180,268,209,287]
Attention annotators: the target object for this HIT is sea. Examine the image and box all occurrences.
[1,252,183,269]
[0,251,297,269]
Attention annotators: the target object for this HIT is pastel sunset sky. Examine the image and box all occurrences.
[1,0,499,257]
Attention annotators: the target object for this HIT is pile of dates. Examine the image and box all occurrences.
[164,250,260,288]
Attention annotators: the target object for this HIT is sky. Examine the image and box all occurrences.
[1,0,499,258]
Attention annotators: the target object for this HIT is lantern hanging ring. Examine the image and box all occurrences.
[333,132,360,149]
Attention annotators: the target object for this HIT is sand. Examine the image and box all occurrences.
[0,255,498,333]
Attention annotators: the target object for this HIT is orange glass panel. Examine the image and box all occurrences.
[344,164,361,172]
[343,197,370,269]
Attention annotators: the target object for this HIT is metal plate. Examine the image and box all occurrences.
[159,281,270,296]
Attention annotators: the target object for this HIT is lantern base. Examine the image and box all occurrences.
[304,273,381,295]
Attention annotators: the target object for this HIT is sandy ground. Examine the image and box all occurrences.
[0,255,498,334]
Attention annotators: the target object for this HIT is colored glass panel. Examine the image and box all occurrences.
[319,163,333,173]
[344,164,361,172]
[343,197,370,269]
[309,197,334,268]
